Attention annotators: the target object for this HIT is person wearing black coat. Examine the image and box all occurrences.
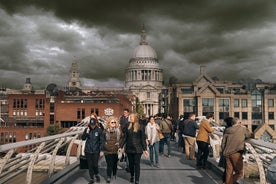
[82,118,104,184]
[119,113,149,184]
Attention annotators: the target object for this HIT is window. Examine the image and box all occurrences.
[234,112,240,118]
[269,112,274,120]
[50,115,54,124]
[77,108,81,119]
[50,103,55,112]
[268,99,274,107]
[241,99,247,107]
[202,98,214,116]
[242,112,248,120]
[183,99,195,113]
[147,92,150,99]
[234,99,239,107]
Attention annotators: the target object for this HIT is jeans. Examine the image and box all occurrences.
[196,141,209,167]
[225,152,243,184]
[149,142,159,164]
[159,133,171,155]
[127,153,142,182]
[86,152,100,179]
[105,153,118,178]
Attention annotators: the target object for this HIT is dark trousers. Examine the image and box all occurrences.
[127,153,142,182]
[159,133,171,155]
[105,153,118,178]
[196,141,209,167]
[86,152,100,179]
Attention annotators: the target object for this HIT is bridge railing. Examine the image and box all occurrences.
[210,128,276,184]
[0,127,85,184]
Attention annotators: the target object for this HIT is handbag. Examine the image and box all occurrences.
[158,132,164,139]
[79,155,88,169]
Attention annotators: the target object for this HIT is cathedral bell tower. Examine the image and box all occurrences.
[68,57,81,89]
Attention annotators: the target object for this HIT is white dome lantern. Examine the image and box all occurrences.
[132,27,157,58]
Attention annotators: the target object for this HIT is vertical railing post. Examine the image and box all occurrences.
[26,142,46,184]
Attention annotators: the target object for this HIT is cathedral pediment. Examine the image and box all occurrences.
[139,84,158,90]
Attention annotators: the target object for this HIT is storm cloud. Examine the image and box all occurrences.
[1,0,276,89]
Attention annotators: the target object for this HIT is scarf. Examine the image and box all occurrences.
[105,127,121,142]
[146,123,159,145]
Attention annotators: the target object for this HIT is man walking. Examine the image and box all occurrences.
[182,113,199,160]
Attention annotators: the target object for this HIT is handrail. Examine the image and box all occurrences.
[0,128,84,152]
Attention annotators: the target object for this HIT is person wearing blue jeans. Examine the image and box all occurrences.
[159,114,173,157]
[159,133,171,157]
[145,116,161,167]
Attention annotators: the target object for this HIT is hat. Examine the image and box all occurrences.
[90,118,97,126]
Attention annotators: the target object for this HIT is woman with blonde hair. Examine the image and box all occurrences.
[119,113,148,184]
[103,117,121,183]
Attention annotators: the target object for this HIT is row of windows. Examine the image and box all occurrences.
[0,132,16,144]
[77,108,99,119]
[12,110,44,116]
[183,98,276,120]
[13,99,45,109]
[183,98,275,108]
[25,132,41,140]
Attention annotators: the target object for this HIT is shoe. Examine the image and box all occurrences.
[150,162,154,167]
[88,179,94,184]
[106,177,111,183]
[135,181,139,184]
[167,154,171,158]
[95,175,100,182]
[155,163,160,168]
[130,176,134,183]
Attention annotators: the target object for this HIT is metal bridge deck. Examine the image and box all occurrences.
[63,144,222,184]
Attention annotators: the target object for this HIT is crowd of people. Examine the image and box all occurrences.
[81,110,252,184]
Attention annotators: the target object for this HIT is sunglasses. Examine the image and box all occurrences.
[110,121,116,124]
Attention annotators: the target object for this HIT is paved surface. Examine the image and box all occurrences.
[64,143,222,184]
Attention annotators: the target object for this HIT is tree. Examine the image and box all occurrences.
[45,124,60,136]
[136,97,144,117]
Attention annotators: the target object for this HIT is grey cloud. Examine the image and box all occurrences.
[1,1,276,89]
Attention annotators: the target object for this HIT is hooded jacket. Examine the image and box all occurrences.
[82,126,104,153]
[221,125,251,156]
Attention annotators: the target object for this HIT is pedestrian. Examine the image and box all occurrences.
[196,113,215,169]
[145,116,160,168]
[183,113,199,160]
[177,115,185,153]
[218,117,235,183]
[119,108,130,172]
[119,108,130,135]
[103,117,121,183]
[119,113,149,184]
[159,113,173,157]
[82,117,104,184]
[221,117,251,184]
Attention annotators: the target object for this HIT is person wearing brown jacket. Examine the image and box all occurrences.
[196,113,215,169]
[103,117,121,183]
[221,118,251,184]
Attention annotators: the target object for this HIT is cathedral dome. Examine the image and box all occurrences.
[132,45,157,58]
[132,28,157,59]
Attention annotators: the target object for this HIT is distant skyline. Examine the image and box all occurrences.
[1,1,276,89]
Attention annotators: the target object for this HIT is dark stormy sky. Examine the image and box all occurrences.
[1,0,276,89]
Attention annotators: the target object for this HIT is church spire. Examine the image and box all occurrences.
[140,24,148,45]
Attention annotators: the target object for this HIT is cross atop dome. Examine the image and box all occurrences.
[140,24,148,45]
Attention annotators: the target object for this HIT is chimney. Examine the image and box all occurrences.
[200,66,206,75]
